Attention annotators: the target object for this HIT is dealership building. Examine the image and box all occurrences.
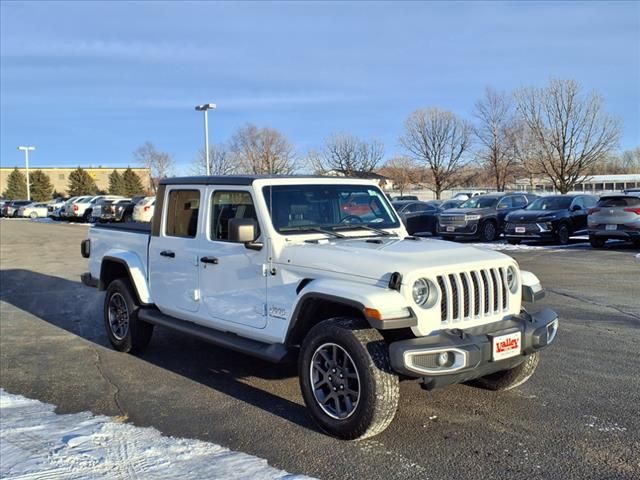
[514,173,640,193]
[0,167,152,196]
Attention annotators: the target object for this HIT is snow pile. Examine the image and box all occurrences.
[470,240,589,252]
[0,389,313,480]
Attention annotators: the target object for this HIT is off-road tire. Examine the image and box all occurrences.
[479,220,497,242]
[507,239,521,245]
[556,223,570,245]
[589,235,606,248]
[104,278,153,353]
[469,352,540,391]
[299,317,399,440]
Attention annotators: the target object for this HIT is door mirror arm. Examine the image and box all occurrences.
[244,241,263,251]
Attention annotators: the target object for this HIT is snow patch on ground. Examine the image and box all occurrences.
[469,240,590,252]
[0,389,313,480]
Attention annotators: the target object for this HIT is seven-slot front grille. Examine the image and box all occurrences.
[436,268,509,324]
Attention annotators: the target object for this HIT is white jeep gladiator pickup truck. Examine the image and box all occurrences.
[81,175,558,439]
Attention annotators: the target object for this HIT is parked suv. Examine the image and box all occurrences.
[504,194,597,245]
[588,194,640,248]
[438,193,537,242]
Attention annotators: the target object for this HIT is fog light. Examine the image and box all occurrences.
[436,351,454,367]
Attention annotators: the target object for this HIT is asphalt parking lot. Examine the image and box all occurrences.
[1,219,639,480]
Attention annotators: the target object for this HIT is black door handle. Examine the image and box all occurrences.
[200,256,219,265]
[160,250,175,258]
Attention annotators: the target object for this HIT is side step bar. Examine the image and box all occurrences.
[138,308,289,363]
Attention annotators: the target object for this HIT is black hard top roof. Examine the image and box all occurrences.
[159,175,363,186]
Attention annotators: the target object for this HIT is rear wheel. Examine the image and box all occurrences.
[123,213,132,223]
[299,318,399,440]
[590,235,606,248]
[83,210,92,223]
[479,221,497,242]
[29,212,38,219]
[556,224,570,245]
[469,352,540,391]
[104,279,153,353]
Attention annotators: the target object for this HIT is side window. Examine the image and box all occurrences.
[583,196,597,208]
[165,190,200,238]
[512,196,528,208]
[572,197,585,209]
[210,191,259,241]
[497,197,513,208]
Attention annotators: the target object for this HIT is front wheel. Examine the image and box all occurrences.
[29,212,38,219]
[299,318,399,440]
[469,352,540,391]
[478,221,497,242]
[104,279,153,353]
[556,224,570,245]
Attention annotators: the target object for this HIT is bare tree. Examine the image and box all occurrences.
[230,123,297,175]
[474,88,520,191]
[516,79,621,193]
[190,144,237,176]
[400,108,471,199]
[311,133,384,177]
[621,147,640,172]
[134,141,175,193]
[379,157,417,195]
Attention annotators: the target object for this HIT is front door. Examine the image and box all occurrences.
[196,188,267,329]
[149,187,203,317]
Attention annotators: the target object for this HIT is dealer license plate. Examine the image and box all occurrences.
[446,226,455,232]
[515,226,526,233]
[606,224,617,231]
[492,331,522,361]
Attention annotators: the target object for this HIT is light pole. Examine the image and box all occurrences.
[17,146,35,201]
[195,103,216,175]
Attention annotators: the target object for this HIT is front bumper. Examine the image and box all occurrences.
[437,221,479,236]
[389,308,558,389]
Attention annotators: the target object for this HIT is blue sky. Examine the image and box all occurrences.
[1,1,638,174]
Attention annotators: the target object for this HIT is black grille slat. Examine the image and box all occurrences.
[437,276,447,322]
[490,269,499,313]
[481,271,490,314]
[471,272,480,316]
[461,274,470,318]
[499,268,508,309]
[448,274,459,320]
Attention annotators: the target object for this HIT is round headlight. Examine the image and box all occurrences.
[412,278,430,306]
[507,266,518,293]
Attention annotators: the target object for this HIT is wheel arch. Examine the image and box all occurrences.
[99,254,152,305]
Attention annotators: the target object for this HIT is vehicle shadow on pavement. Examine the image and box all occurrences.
[0,268,315,432]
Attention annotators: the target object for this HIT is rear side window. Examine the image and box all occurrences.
[512,196,528,208]
[165,190,200,238]
[597,196,640,207]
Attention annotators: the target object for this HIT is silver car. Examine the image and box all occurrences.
[588,194,640,248]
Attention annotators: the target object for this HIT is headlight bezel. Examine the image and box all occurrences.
[411,278,439,308]
[506,265,519,293]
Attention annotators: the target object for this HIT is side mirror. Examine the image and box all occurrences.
[571,204,582,211]
[228,218,262,250]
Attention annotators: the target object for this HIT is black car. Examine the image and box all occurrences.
[393,199,464,235]
[392,200,439,234]
[118,195,146,222]
[504,194,597,245]
[438,192,538,241]
[392,195,419,201]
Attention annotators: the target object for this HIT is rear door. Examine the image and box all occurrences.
[195,187,268,330]
[149,187,203,316]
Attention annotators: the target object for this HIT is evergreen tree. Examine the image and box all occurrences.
[67,167,98,196]
[108,170,126,195]
[122,167,145,197]
[29,170,54,202]
[2,168,28,199]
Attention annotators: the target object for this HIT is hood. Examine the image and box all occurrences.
[440,207,494,216]
[281,236,510,281]
[506,209,566,222]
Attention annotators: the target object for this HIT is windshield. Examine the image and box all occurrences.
[460,197,498,209]
[526,196,572,211]
[263,184,400,234]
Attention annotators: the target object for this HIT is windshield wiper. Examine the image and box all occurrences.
[280,226,346,238]
[333,224,396,237]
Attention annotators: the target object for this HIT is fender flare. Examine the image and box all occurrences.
[100,252,152,305]
[285,279,417,345]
